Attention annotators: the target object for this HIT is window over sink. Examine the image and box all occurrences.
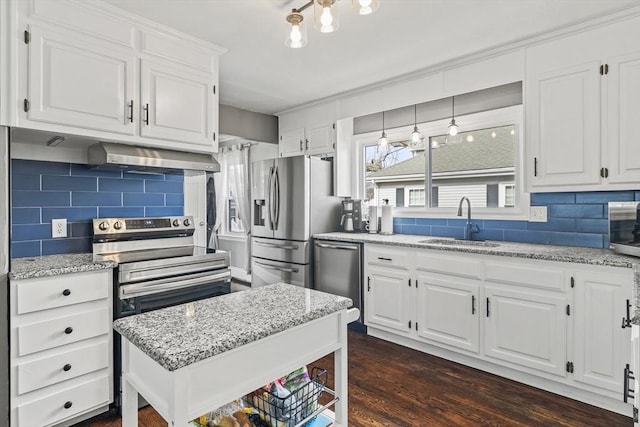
[355,105,529,219]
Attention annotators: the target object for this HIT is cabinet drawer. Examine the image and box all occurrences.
[366,245,410,270]
[17,340,109,395]
[17,375,110,427]
[18,307,109,356]
[415,251,482,279]
[485,260,564,291]
[252,237,308,265]
[16,270,110,314]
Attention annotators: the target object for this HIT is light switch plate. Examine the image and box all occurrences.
[529,206,548,223]
[51,218,67,238]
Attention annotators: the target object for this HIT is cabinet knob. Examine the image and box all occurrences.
[62,289,71,296]
[63,364,72,372]
[63,401,72,409]
[64,327,73,335]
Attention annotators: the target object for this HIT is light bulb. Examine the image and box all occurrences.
[410,126,423,143]
[448,119,458,136]
[320,6,334,33]
[358,0,373,14]
[378,131,388,148]
[289,24,302,48]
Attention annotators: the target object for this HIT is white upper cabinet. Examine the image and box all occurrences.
[140,58,215,147]
[525,15,640,192]
[5,0,225,153]
[26,24,135,135]
[279,127,306,157]
[278,102,337,157]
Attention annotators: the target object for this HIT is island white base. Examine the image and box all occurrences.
[120,309,355,426]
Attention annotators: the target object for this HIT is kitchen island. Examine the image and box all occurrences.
[113,282,357,426]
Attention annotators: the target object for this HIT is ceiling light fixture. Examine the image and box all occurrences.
[286,0,378,48]
[378,111,388,149]
[285,10,307,48]
[448,96,459,136]
[46,135,65,147]
[409,104,423,144]
[353,0,379,15]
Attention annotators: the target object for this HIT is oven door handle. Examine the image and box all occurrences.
[254,260,299,274]
[120,269,231,298]
[120,260,229,283]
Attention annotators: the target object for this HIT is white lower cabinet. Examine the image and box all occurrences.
[415,272,480,354]
[364,243,634,415]
[484,284,567,377]
[10,269,114,427]
[573,269,631,395]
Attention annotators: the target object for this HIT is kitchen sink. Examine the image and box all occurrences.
[418,238,501,248]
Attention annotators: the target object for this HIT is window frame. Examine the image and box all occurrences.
[353,105,530,220]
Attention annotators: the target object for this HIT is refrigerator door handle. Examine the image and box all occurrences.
[267,166,274,230]
[274,166,281,231]
[254,260,299,274]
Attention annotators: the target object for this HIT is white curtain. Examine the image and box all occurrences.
[209,150,228,249]
[227,146,251,273]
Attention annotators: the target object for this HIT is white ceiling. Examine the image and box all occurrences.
[103,0,638,115]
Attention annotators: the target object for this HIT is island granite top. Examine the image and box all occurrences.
[314,232,640,324]
[9,253,117,280]
[113,283,353,371]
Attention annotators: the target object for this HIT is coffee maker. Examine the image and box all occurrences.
[340,198,364,232]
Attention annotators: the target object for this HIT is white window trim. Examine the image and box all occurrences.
[352,105,530,220]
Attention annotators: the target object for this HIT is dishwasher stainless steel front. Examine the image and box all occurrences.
[313,239,362,322]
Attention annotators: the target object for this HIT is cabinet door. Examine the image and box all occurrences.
[416,272,480,354]
[573,269,632,394]
[27,25,135,135]
[140,59,215,149]
[365,266,412,336]
[306,123,335,156]
[605,51,640,185]
[484,284,567,377]
[279,128,305,157]
[527,61,601,188]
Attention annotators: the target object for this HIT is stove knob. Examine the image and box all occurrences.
[183,218,191,227]
[173,219,180,227]
[113,221,122,230]
[98,221,109,231]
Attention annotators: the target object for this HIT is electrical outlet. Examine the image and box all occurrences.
[529,206,548,223]
[51,218,67,238]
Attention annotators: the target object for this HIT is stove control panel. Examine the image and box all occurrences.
[93,216,195,235]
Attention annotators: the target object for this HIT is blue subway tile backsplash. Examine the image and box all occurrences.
[10,159,184,258]
[392,190,639,249]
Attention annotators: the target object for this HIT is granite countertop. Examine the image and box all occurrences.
[113,283,353,371]
[9,253,117,280]
[314,232,639,268]
[315,232,640,324]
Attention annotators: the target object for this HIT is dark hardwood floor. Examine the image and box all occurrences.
[80,330,632,427]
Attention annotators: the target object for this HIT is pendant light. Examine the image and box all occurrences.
[409,104,423,144]
[352,0,380,15]
[378,111,388,149]
[314,0,339,33]
[285,9,308,48]
[448,96,459,136]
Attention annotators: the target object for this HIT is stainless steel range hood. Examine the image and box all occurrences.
[88,142,220,173]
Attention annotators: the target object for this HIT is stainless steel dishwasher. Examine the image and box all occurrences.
[313,239,363,323]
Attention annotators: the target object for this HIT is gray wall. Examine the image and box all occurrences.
[354,82,522,134]
[219,104,278,144]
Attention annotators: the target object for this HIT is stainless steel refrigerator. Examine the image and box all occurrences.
[251,156,340,288]
[1,127,9,425]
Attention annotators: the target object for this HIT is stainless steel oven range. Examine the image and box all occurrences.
[92,215,231,409]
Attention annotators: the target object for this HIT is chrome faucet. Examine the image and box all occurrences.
[457,196,480,240]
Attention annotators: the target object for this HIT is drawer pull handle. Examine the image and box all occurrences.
[63,364,72,372]
[64,327,73,335]
[63,401,72,409]
[377,257,392,262]
[62,289,71,296]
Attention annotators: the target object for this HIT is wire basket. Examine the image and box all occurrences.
[246,367,329,427]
